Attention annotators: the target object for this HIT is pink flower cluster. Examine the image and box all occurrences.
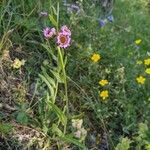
[43,25,71,48]
[43,27,56,38]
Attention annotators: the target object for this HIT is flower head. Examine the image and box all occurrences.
[145,68,150,74]
[12,58,25,69]
[144,58,150,65]
[43,27,56,39]
[100,90,109,100]
[57,32,71,48]
[107,15,114,22]
[99,19,107,27]
[135,39,142,45]
[61,25,71,36]
[66,4,81,14]
[99,79,109,86]
[136,76,146,84]
[91,53,101,62]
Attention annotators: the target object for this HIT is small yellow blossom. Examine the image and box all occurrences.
[91,53,101,62]
[145,68,150,74]
[99,79,109,86]
[136,76,146,84]
[135,39,142,45]
[100,90,109,100]
[144,58,150,65]
[147,98,150,102]
[12,58,25,69]
[136,60,143,65]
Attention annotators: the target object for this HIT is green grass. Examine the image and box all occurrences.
[0,0,150,149]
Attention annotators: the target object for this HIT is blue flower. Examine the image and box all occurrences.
[99,19,107,27]
[107,15,114,22]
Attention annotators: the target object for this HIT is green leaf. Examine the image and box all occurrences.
[51,6,57,15]
[60,134,87,149]
[57,47,65,70]
[50,70,64,83]
[39,74,55,101]
[41,66,56,88]
[49,102,67,126]
[115,137,132,150]
[40,44,56,60]
[0,123,13,135]
[52,124,63,137]
[138,123,148,138]
[16,112,28,125]
[49,15,57,27]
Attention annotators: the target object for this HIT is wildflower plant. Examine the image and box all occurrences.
[91,53,101,62]
[135,39,142,45]
[99,79,109,86]
[38,2,86,149]
[1,0,150,149]
[100,90,109,101]
[43,27,56,39]
[12,58,25,69]
[136,75,146,84]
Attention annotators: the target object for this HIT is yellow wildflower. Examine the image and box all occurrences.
[99,79,108,86]
[91,53,101,62]
[144,58,150,65]
[145,68,150,74]
[136,76,146,84]
[12,58,25,69]
[135,39,142,45]
[100,90,109,100]
[136,60,143,65]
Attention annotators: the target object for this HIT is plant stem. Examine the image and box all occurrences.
[57,47,68,134]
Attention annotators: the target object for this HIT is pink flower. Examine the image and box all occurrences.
[61,25,71,36]
[57,32,71,48]
[43,27,56,38]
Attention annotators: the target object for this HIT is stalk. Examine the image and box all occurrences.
[58,47,68,134]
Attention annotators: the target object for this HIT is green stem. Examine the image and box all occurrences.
[56,2,59,31]
[57,47,68,134]
[52,1,68,134]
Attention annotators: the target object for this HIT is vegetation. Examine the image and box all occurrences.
[0,0,150,149]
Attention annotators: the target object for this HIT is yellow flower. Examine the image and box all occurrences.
[136,60,143,65]
[100,90,109,100]
[99,79,108,86]
[136,76,146,84]
[12,58,25,69]
[147,98,150,102]
[91,53,101,62]
[145,68,150,74]
[135,39,142,45]
[144,58,150,65]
